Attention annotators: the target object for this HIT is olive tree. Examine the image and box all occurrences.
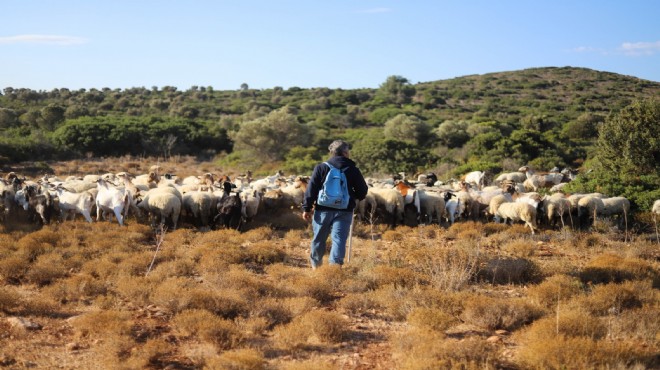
[230,107,312,163]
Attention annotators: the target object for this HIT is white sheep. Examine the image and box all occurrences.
[418,190,446,225]
[137,191,181,230]
[494,170,526,185]
[52,185,95,223]
[542,193,573,229]
[599,196,631,229]
[653,200,660,215]
[95,179,131,226]
[356,191,377,222]
[462,170,487,190]
[577,195,605,229]
[368,187,404,226]
[494,201,537,234]
[182,191,216,228]
[240,190,262,222]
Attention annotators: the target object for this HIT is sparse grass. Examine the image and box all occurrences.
[526,274,585,308]
[172,309,244,350]
[478,256,542,285]
[273,309,349,350]
[204,348,266,370]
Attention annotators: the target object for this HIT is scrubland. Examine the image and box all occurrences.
[0,216,658,369]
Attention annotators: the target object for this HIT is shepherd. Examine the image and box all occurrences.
[301,140,369,269]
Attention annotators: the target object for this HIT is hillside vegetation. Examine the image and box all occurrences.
[1,67,659,208]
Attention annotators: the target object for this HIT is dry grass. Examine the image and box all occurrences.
[526,274,585,308]
[172,309,243,350]
[273,309,350,350]
[462,295,544,331]
[204,348,266,370]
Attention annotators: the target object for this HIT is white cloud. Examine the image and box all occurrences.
[0,34,88,46]
[356,7,392,14]
[620,41,660,56]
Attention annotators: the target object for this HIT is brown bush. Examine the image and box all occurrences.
[273,309,349,350]
[407,307,459,332]
[462,295,544,331]
[520,308,607,340]
[337,292,381,315]
[0,255,29,283]
[516,335,656,370]
[69,309,132,338]
[188,288,249,319]
[392,329,498,370]
[478,256,542,285]
[44,273,108,303]
[578,280,654,315]
[579,253,659,287]
[527,274,585,308]
[24,252,68,285]
[149,277,196,314]
[407,242,480,291]
[172,309,243,350]
[204,348,266,370]
[0,286,21,313]
[242,240,287,265]
[114,275,157,306]
[502,238,537,257]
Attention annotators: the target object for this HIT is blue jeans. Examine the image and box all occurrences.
[310,210,353,268]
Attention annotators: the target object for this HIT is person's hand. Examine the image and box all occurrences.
[302,211,312,222]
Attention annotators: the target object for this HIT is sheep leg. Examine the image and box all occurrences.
[81,209,93,223]
[113,206,124,226]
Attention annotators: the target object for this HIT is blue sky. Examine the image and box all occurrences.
[1,1,659,91]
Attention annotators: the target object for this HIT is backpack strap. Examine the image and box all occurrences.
[324,162,349,173]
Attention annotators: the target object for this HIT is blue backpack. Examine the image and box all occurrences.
[317,162,350,209]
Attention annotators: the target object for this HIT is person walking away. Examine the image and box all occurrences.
[302,140,368,269]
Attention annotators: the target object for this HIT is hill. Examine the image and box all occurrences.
[0,66,658,177]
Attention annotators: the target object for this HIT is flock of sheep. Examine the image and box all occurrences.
[1,165,659,234]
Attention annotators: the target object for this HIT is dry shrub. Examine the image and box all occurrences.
[481,222,509,236]
[150,277,195,314]
[407,307,459,332]
[311,264,345,290]
[609,306,660,342]
[243,240,287,265]
[407,241,480,291]
[516,335,656,370]
[287,275,334,304]
[0,233,18,251]
[502,238,536,257]
[172,309,243,350]
[337,292,381,315]
[114,275,157,306]
[70,309,132,338]
[204,348,266,370]
[44,273,108,303]
[392,329,498,370]
[188,288,249,319]
[0,286,21,313]
[579,253,659,287]
[193,228,243,250]
[124,338,171,369]
[24,252,68,286]
[181,342,218,368]
[576,233,608,249]
[369,285,416,321]
[249,298,294,329]
[115,250,156,276]
[217,266,286,300]
[478,256,542,285]
[242,227,276,243]
[363,265,422,289]
[527,274,585,308]
[578,280,654,315]
[0,255,28,283]
[382,229,404,242]
[81,257,120,280]
[264,263,305,281]
[510,223,536,235]
[520,308,607,341]
[147,257,197,280]
[16,229,60,262]
[273,309,349,350]
[279,360,336,370]
[281,296,319,317]
[462,296,544,331]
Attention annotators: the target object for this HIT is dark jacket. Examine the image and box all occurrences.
[302,155,369,212]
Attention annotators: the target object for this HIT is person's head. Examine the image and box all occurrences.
[328,140,350,157]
